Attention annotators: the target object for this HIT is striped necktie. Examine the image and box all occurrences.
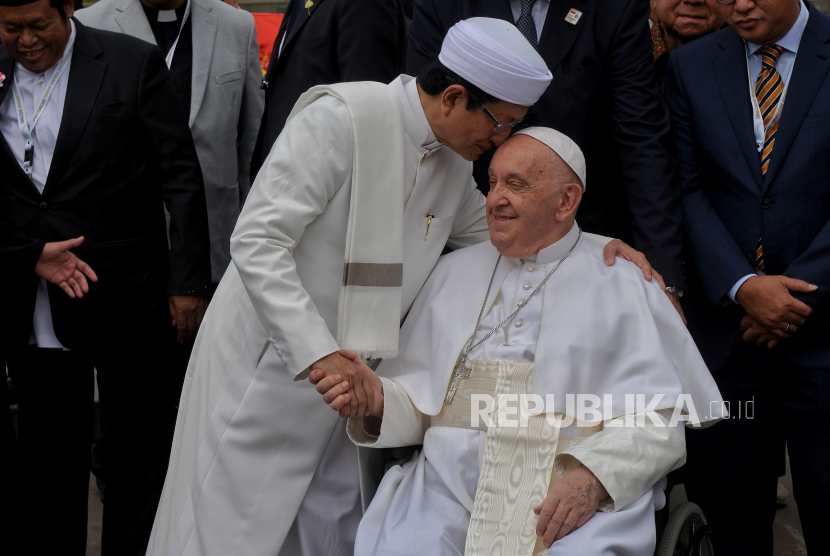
[756,45,784,175]
[516,0,538,49]
[753,45,784,272]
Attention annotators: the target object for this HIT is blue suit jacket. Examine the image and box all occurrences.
[664,1,830,371]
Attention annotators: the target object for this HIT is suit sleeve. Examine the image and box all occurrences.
[0,223,44,278]
[336,0,404,83]
[138,45,212,294]
[405,0,446,75]
[606,0,684,288]
[783,222,830,322]
[230,96,352,378]
[663,53,756,305]
[238,15,266,202]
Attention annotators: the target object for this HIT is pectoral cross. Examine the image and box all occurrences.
[444,356,472,404]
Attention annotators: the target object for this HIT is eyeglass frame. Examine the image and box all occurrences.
[464,88,529,134]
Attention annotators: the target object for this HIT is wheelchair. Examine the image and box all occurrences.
[654,469,715,556]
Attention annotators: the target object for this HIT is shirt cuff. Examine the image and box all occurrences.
[728,274,757,303]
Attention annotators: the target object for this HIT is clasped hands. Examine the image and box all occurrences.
[735,275,818,349]
[309,349,384,418]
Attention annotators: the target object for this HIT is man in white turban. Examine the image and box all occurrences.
[147,19,663,556]
[314,129,724,555]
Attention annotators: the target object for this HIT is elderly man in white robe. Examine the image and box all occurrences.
[313,128,725,556]
[148,17,671,556]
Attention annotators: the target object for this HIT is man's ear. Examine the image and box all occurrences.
[64,0,75,19]
[555,183,583,222]
[440,84,466,117]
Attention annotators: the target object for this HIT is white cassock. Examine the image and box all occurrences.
[146,75,490,556]
[349,224,725,556]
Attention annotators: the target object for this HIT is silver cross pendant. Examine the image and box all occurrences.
[444,356,472,404]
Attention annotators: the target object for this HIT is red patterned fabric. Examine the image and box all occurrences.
[253,13,284,75]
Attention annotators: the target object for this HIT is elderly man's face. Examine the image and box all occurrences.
[486,135,582,259]
[434,85,528,162]
[0,0,74,74]
[652,0,724,41]
[708,0,800,45]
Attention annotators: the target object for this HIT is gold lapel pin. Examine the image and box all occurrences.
[305,0,313,14]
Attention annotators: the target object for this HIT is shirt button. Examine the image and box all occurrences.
[39,201,48,210]
[522,284,531,290]
[527,266,538,272]
[515,320,525,328]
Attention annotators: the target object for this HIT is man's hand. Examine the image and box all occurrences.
[168,295,208,343]
[308,350,380,417]
[533,465,608,548]
[35,237,98,299]
[310,351,384,418]
[602,240,686,324]
[735,275,816,337]
[740,315,781,349]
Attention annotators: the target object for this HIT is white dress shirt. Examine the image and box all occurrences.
[728,1,808,302]
[510,0,550,42]
[0,21,75,348]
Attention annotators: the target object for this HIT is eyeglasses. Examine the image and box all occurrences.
[466,89,529,134]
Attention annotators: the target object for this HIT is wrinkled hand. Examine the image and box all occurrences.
[168,295,208,343]
[534,465,608,548]
[35,237,98,299]
[601,240,686,324]
[308,350,380,417]
[310,350,384,418]
[735,275,816,337]
[740,315,781,349]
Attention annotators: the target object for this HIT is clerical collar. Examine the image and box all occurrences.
[397,75,440,149]
[142,1,187,24]
[520,223,580,265]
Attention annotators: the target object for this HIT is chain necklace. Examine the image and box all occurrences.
[444,228,582,403]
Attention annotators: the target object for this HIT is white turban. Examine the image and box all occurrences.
[514,127,587,191]
[438,18,552,107]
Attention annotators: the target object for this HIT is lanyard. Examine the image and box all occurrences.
[164,0,191,69]
[11,35,75,178]
[745,50,794,153]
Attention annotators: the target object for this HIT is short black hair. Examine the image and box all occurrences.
[416,58,500,111]
[51,0,68,20]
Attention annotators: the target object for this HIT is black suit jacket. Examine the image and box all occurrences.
[407,0,684,287]
[0,20,212,351]
[251,0,407,176]
[666,3,830,371]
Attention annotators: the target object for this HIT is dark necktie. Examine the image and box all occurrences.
[516,0,538,49]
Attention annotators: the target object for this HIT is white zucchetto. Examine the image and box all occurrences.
[514,127,587,191]
[438,18,552,107]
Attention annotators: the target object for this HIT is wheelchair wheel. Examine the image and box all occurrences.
[656,502,715,556]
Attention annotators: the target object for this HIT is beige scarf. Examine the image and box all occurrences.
[287,82,406,360]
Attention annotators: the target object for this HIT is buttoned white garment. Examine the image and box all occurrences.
[510,0,551,42]
[728,0,809,303]
[0,21,76,349]
[349,225,710,556]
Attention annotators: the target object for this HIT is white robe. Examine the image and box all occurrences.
[146,75,491,556]
[349,225,725,555]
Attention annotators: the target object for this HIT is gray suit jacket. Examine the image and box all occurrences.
[78,0,265,282]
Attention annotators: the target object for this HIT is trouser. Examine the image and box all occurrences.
[8,340,184,556]
[684,336,830,556]
[1,354,22,556]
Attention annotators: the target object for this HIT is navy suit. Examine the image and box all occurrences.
[664,3,830,554]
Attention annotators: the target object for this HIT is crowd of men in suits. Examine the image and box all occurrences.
[0,0,827,554]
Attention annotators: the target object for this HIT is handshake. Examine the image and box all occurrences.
[309,349,385,419]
